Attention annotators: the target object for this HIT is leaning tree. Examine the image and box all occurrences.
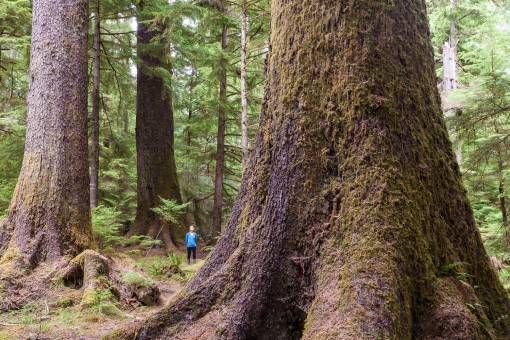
[110,0,510,338]
[126,0,186,249]
[0,0,93,271]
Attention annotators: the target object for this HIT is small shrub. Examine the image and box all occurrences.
[92,206,124,248]
[135,255,184,278]
[139,237,163,250]
[167,253,183,267]
[151,197,189,224]
[123,235,162,250]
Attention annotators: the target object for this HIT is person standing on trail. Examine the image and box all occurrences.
[185,226,198,265]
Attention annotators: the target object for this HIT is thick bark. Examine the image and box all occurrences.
[211,23,228,240]
[0,0,93,271]
[110,0,510,339]
[90,0,101,209]
[127,3,184,249]
[240,0,249,170]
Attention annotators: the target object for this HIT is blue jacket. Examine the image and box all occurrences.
[186,232,198,247]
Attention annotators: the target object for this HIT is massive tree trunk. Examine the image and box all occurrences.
[90,0,101,209]
[127,2,185,249]
[0,0,93,271]
[110,0,510,339]
[211,22,228,240]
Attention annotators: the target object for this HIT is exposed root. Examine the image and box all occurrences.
[58,250,165,310]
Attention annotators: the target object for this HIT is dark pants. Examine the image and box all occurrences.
[187,247,196,262]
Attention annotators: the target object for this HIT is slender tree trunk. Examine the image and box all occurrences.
[0,0,93,271]
[240,0,249,170]
[90,0,101,209]
[500,177,509,243]
[496,138,510,248]
[211,23,228,240]
[9,65,14,100]
[443,0,462,167]
[443,0,457,91]
[127,3,185,249]
[110,0,510,339]
[186,67,196,148]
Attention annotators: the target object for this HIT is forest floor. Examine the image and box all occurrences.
[0,245,207,340]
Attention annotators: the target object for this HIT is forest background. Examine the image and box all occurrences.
[1,0,510,283]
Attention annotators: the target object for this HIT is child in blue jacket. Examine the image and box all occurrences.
[185,226,198,265]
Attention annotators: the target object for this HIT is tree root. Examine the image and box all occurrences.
[58,250,160,309]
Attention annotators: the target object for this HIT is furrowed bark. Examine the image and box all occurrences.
[0,0,93,271]
[127,1,185,249]
[90,0,101,209]
[108,0,510,339]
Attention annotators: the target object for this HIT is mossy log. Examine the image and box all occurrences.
[107,0,510,339]
[59,250,161,308]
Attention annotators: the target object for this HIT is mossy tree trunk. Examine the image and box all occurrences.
[127,1,185,249]
[90,0,101,209]
[0,0,93,271]
[111,0,510,339]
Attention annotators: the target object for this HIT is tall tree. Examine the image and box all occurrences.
[0,0,93,270]
[127,1,185,249]
[211,13,228,240]
[90,0,101,209]
[443,0,457,91]
[240,0,249,169]
[442,0,463,166]
[111,0,510,338]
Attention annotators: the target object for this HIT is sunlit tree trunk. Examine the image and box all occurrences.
[240,0,249,170]
[110,0,510,338]
[0,0,93,271]
[443,0,462,166]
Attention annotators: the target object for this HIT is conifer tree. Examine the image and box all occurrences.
[0,0,93,270]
